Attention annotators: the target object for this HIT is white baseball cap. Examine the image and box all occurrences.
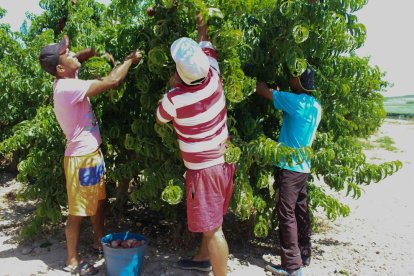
[170,37,210,85]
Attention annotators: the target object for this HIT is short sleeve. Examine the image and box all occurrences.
[156,92,177,123]
[61,79,93,105]
[199,41,220,74]
[272,90,300,114]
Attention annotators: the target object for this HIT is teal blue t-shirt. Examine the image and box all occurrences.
[273,90,322,173]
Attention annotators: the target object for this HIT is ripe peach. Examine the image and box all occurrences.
[147,7,155,17]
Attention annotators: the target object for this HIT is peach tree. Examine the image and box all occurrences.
[0,0,402,237]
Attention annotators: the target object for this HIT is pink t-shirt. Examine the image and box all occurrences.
[53,78,102,156]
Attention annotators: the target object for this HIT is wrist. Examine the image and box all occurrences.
[123,57,133,65]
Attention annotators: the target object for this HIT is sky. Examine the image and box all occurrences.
[0,0,413,97]
[355,0,414,97]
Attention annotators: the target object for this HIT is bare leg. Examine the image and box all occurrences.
[65,215,83,266]
[204,226,228,276]
[90,199,105,250]
[193,234,209,261]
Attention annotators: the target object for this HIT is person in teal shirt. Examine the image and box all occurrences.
[256,66,322,276]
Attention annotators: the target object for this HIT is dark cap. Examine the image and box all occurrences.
[299,65,316,92]
[39,35,69,76]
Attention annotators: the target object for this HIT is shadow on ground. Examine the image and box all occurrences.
[0,170,340,275]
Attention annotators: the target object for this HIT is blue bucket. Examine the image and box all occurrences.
[101,232,149,276]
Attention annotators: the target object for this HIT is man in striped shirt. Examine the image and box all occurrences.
[156,12,235,276]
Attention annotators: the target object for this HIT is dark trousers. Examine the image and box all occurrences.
[275,168,312,272]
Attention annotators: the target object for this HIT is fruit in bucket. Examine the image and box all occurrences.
[121,239,136,248]
[108,238,145,248]
[132,240,145,247]
[110,239,122,248]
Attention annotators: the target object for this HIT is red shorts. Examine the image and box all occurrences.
[185,163,236,233]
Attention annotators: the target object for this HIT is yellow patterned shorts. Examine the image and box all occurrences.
[64,149,106,216]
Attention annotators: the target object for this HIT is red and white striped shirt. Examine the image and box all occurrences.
[156,41,229,170]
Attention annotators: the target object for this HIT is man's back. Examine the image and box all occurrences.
[273,91,322,172]
[157,42,229,170]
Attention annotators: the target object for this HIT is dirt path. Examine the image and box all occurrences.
[1,118,413,276]
[305,118,414,276]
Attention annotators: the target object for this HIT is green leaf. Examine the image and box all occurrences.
[161,179,184,205]
[292,25,309,44]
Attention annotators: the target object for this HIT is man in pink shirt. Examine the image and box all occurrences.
[156,11,235,276]
[39,35,141,275]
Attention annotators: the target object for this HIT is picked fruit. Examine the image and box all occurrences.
[111,239,122,248]
[121,239,137,248]
[132,240,145,247]
[108,238,145,248]
[131,240,141,247]
[121,240,130,248]
[147,7,155,17]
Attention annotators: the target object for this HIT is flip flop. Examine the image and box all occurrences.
[63,261,99,275]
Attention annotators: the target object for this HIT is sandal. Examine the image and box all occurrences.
[265,264,302,276]
[63,261,99,275]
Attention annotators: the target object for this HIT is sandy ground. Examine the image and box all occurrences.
[1,118,414,276]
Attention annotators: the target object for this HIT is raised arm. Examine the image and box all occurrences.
[196,11,209,43]
[196,9,221,73]
[85,50,142,97]
[75,48,96,63]
[256,81,274,101]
